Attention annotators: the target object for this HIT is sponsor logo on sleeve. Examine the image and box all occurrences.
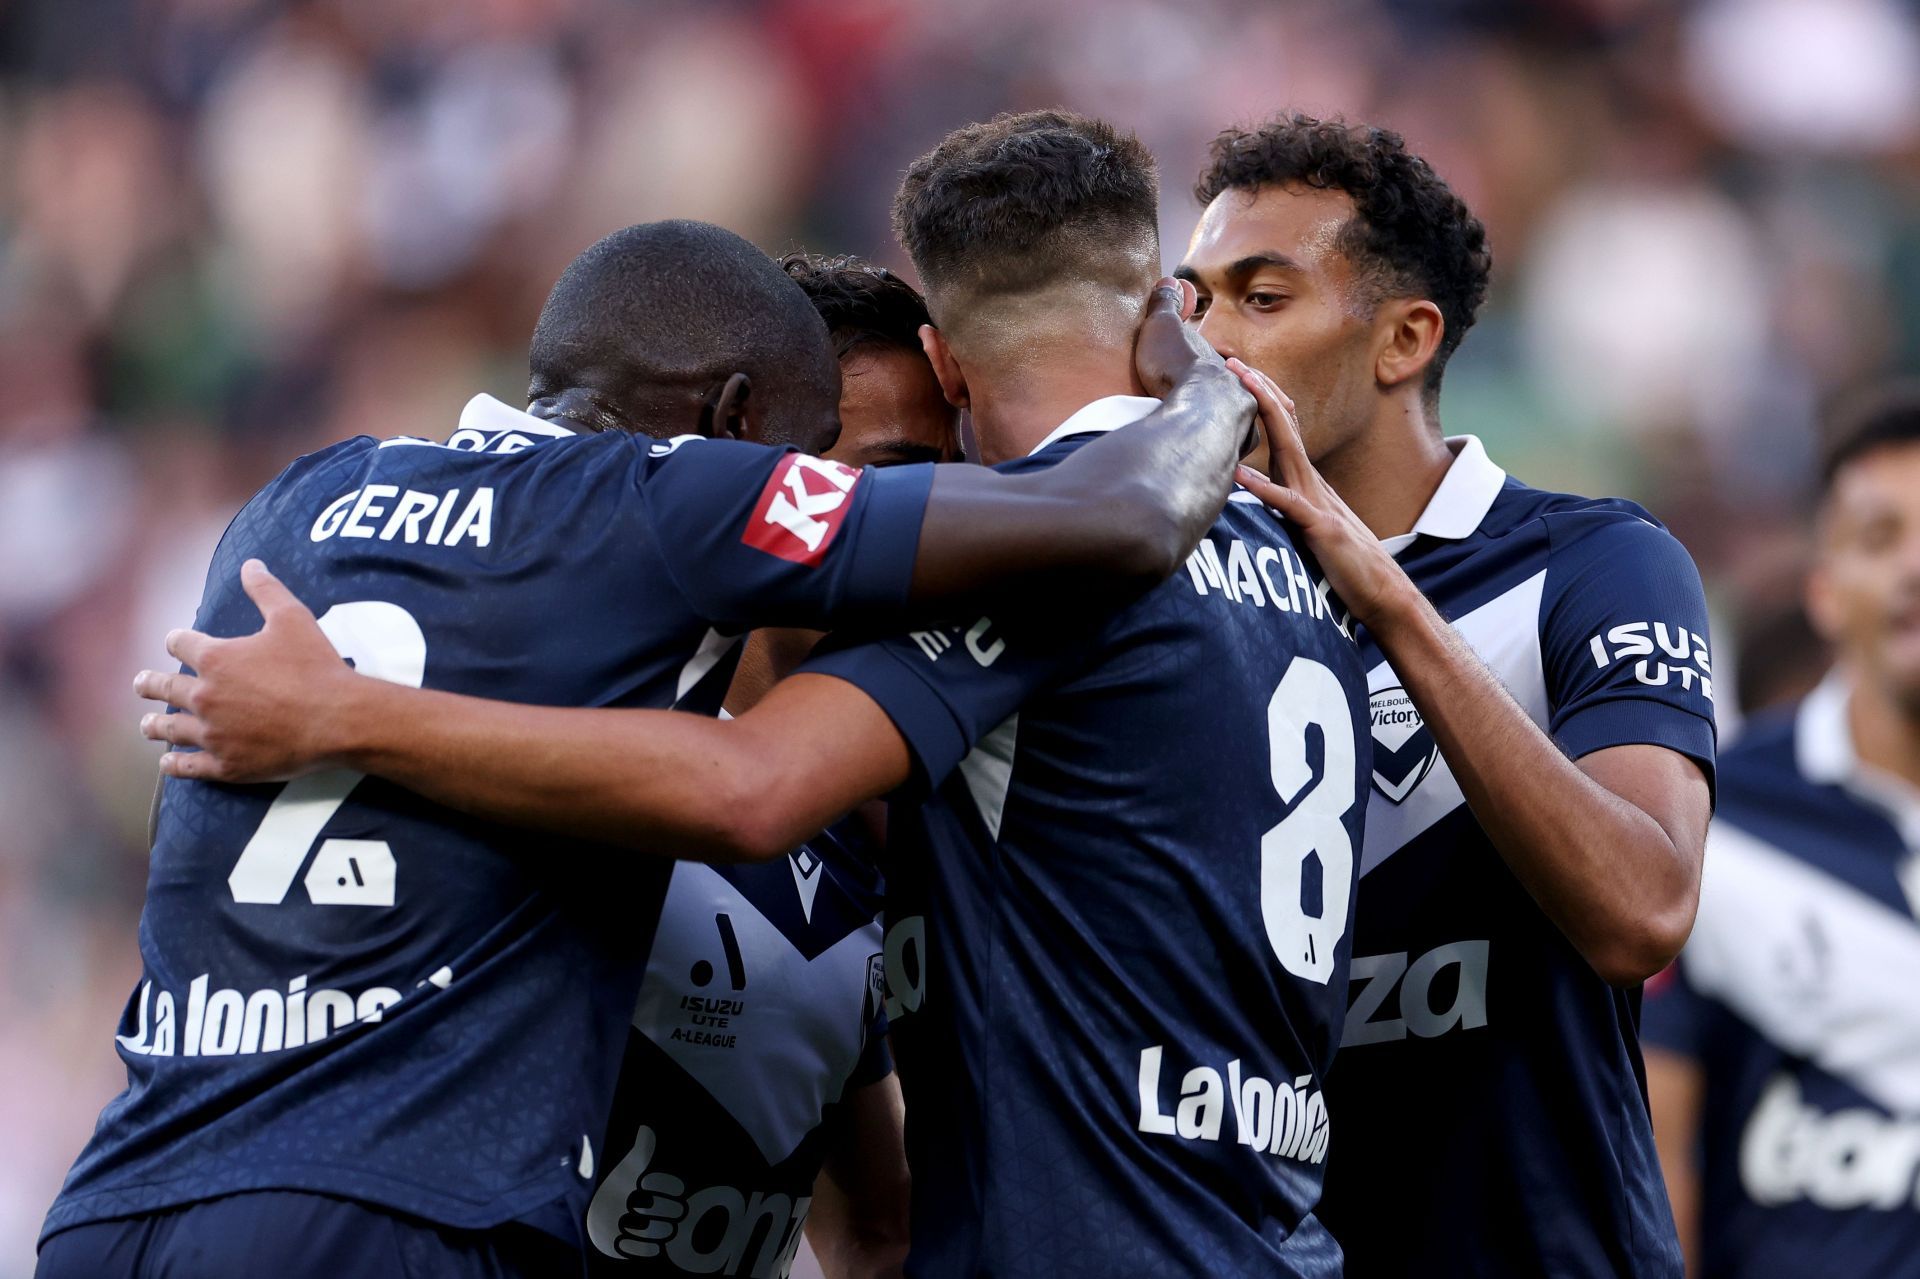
[1585,621,1713,702]
[740,454,861,565]
[1368,686,1439,803]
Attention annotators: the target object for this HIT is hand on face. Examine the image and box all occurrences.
[136,560,356,782]
[1226,358,1417,631]
[1132,276,1230,397]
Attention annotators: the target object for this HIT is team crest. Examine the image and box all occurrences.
[1369,685,1439,803]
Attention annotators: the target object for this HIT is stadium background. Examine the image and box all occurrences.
[0,0,1913,1270]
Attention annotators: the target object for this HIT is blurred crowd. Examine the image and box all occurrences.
[4,0,1919,1268]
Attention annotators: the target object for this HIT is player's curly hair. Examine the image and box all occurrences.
[1195,114,1492,400]
[780,253,933,361]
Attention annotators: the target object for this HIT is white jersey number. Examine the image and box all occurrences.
[226,601,425,907]
[1261,657,1357,984]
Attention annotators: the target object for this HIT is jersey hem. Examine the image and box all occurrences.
[40,1163,581,1248]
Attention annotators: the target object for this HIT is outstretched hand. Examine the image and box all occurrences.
[136,559,356,782]
[1226,358,1419,630]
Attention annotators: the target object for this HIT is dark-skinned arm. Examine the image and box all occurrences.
[905,278,1253,603]
[1229,360,1711,987]
[139,561,904,862]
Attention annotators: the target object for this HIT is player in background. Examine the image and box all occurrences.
[42,219,1254,1279]
[722,252,966,714]
[587,255,958,1279]
[1644,390,1920,1279]
[137,110,1372,1277]
[1179,115,1716,1277]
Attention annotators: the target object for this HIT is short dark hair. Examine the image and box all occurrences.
[780,253,932,360]
[893,109,1159,308]
[1819,381,1920,494]
[528,220,837,445]
[1195,114,1492,397]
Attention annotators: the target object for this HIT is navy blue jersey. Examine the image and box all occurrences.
[584,818,889,1279]
[1316,436,1717,1278]
[803,396,1371,1278]
[1643,679,1920,1279]
[44,395,932,1247]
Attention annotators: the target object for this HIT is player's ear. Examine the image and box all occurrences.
[703,372,753,441]
[920,326,969,411]
[1373,298,1444,393]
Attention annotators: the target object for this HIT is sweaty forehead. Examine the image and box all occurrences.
[1183,184,1357,280]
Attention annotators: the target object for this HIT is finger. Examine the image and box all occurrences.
[1147,276,1182,319]
[1174,277,1197,322]
[142,711,208,750]
[160,750,228,783]
[134,669,202,711]
[1248,363,1294,415]
[1246,367,1311,489]
[1225,360,1304,485]
[165,627,220,672]
[241,560,310,626]
[1235,465,1316,525]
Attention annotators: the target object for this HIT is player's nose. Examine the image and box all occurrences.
[1194,309,1237,362]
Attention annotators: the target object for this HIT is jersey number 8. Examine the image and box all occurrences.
[1262,657,1357,985]
[226,601,425,908]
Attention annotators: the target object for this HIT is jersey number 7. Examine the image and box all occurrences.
[225,600,426,908]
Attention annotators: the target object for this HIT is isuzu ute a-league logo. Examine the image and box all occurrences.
[1369,686,1439,803]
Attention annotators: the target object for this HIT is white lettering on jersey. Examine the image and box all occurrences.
[311,486,495,548]
[114,965,453,1058]
[769,456,856,551]
[1741,1073,1920,1211]
[741,455,861,564]
[1585,621,1713,702]
[588,1125,811,1277]
[1183,537,1351,638]
[1342,940,1491,1047]
[1135,1045,1330,1165]
[632,864,880,1165]
[882,913,925,1022]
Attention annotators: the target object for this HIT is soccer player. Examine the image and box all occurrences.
[721,253,964,715]
[40,219,1254,1279]
[1179,115,1717,1275]
[138,110,1373,1277]
[1643,390,1920,1279]
[585,255,956,1278]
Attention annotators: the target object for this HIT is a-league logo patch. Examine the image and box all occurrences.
[741,453,861,565]
[1369,685,1438,803]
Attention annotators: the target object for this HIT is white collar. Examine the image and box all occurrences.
[1379,435,1508,556]
[1026,395,1163,457]
[455,393,576,440]
[1798,670,1920,850]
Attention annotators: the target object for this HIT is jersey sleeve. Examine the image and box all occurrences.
[638,436,935,631]
[800,609,1083,798]
[1538,510,1718,790]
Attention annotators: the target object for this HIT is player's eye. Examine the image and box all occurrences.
[1247,290,1287,310]
[1190,293,1211,318]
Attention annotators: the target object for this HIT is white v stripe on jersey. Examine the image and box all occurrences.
[1686,821,1920,1112]
[1360,569,1548,877]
